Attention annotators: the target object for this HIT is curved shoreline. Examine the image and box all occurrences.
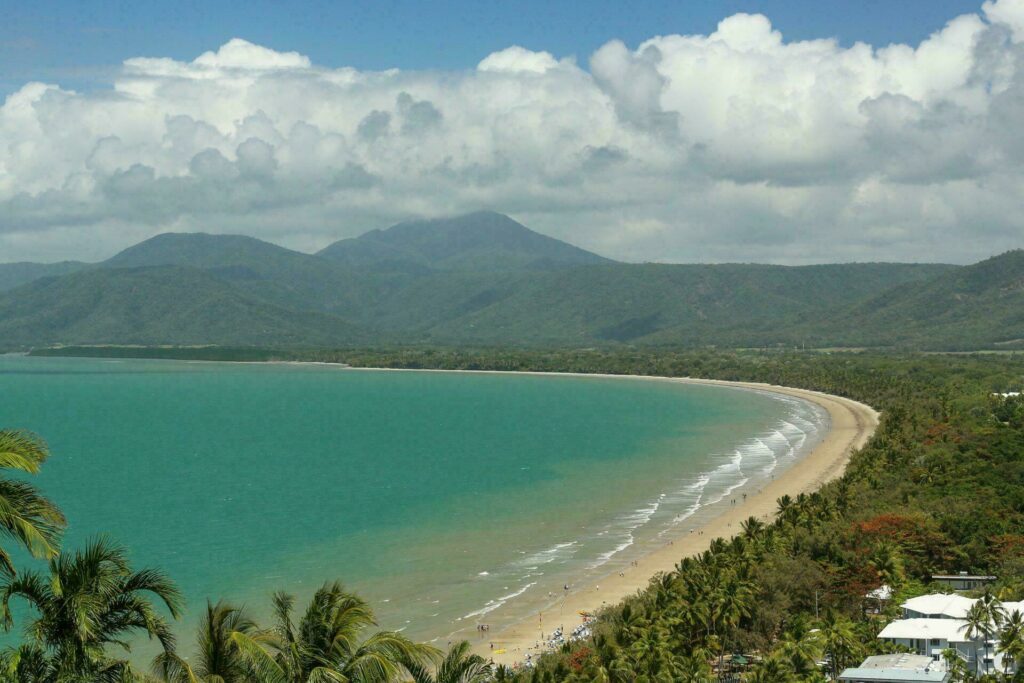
[346,369,879,667]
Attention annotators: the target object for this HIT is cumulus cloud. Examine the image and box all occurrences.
[2,9,1024,264]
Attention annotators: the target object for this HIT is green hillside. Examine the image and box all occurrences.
[317,210,613,272]
[0,266,365,346]
[804,250,1024,349]
[103,232,386,314]
[417,262,958,345]
[4,212,1021,351]
[0,261,86,292]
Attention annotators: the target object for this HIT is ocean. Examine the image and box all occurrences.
[0,355,826,645]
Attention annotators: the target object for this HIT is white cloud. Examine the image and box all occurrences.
[477,46,561,73]
[2,1,1024,264]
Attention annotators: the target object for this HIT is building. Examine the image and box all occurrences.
[878,593,1024,675]
[902,593,976,619]
[931,573,997,591]
[866,584,893,614]
[840,654,950,683]
[877,618,977,666]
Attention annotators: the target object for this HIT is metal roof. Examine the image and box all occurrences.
[840,655,949,682]
[932,574,996,581]
[902,593,976,619]
[878,618,970,642]
[839,667,949,682]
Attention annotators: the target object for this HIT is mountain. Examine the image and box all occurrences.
[0,261,86,292]
[811,250,1024,349]
[317,211,613,272]
[0,266,364,346]
[102,232,389,314]
[5,211,1020,352]
[416,262,959,345]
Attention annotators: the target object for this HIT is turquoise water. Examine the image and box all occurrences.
[0,356,825,644]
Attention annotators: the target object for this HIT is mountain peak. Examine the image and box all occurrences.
[104,232,290,268]
[318,211,613,273]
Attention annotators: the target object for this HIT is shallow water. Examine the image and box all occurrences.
[0,356,825,644]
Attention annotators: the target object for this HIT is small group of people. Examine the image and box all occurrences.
[475,623,491,634]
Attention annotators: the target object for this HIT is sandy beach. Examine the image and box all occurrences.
[358,372,879,668]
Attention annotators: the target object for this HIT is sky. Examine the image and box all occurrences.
[2,0,1023,264]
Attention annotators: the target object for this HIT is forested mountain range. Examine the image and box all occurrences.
[0,212,1016,350]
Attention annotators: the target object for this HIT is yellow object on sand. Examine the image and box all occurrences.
[494,649,506,655]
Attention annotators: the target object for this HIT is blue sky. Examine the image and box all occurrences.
[0,0,985,94]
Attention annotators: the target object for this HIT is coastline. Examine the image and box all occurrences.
[10,355,877,667]
[343,368,878,668]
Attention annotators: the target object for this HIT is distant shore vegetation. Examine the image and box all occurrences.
[1,349,1023,682]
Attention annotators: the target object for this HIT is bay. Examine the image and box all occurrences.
[0,355,825,644]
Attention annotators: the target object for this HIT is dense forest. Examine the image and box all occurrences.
[4,213,1023,350]
[1,349,1024,682]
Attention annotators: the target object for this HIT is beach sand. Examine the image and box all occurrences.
[406,374,880,669]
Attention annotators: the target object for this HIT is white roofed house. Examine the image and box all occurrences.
[901,594,975,620]
[877,618,977,669]
[866,585,894,614]
[877,593,1024,676]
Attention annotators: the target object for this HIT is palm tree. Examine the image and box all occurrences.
[867,542,905,590]
[156,599,267,682]
[997,609,1024,677]
[963,599,1002,677]
[740,517,764,541]
[744,656,794,683]
[232,581,438,682]
[403,640,490,683]
[819,612,861,680]
[0,430,66,575]
[0,536,182,682]
[780,616,822,678]
[941,648,969,683]
[627,625,681,680]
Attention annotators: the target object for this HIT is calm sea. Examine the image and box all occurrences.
[0,356,825,645]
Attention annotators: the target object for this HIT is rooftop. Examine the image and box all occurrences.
[878,618,969,643]
[932,574,997,581]
[867,585,894,601]
[902,593,976,619]
[840,654,949,682]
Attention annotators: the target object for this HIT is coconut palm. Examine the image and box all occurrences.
[941,648,969,683]
[780,616,822,678]
[156,600,266,683]
[963,600,1000,677]
[0,430,66,576]
[627,625,681,680]
[867,542,905,589]
[820,612,861,680]
[403,640,490,683]
[744,656,794,683]
[998,609,1024,677]
[0,536,182,682]
[740,517,765,541]
[231,581,438,682]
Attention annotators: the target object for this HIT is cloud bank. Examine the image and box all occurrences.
[3,2,1024,264]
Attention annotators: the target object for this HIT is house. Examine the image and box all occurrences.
[877,618,978,666]
[839,654,950,683]
[931,573,996,591]
[902,593,975,620]
[878,593,1021,676]
[866,585,893,614]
